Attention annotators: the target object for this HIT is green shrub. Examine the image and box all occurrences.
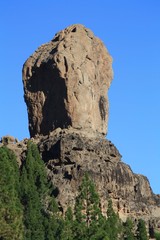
[155,231,160,240]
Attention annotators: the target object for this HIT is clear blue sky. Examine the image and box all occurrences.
[0,1,160,193]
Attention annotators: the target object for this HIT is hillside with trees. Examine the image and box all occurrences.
[0,142,157,239]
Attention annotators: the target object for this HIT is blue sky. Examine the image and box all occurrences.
[0,1,160,193]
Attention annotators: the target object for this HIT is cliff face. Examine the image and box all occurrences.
[3,131,160,226]
[19,23,160,226]
[37,129,160,224]
[23,24,113,138]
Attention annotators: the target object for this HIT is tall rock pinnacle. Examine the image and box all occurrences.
[22,24,113,138]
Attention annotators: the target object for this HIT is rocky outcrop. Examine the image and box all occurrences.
[37,130,160,225]
[20,23,160,229]
[2,131,160,226]
[22,24,113,138]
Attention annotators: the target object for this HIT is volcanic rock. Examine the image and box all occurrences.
[2,131,160,226]
[22,24,113,138]
[21,24,160,229]
[37,130,160,224]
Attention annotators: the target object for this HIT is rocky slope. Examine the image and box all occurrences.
[2,131,160,228]
[37,129,160,224]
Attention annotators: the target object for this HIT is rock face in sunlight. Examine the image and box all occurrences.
[4,129,160,226]
[37,129,159,222]
[18,24,160,228]
[22,24,113,138]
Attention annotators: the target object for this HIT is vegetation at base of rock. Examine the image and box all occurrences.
[155,231,160,240]
[123,218,135,240]
[136,219,148,240]
[20,141,60,240]
[59,173,124,240]
[60,207,74,240]
[73,173,112,240]
[0,143,152,239]
[106,199,123,240]
[0,146,24,239]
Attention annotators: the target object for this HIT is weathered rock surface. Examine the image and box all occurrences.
[37,130,160,225]
[2,131,160,227]
[20,23,160,230]
[22,24,113,138]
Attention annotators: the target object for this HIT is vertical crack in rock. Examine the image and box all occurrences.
[64,56,68,73]
[99,96,107,120]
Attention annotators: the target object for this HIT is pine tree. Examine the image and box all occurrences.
[20,142,44,239]
[43,196,62,240]
[154,231,160,240]
[0,146,24,239]
[60,207,74,240]
[136,219,148,240]
[106,199,123,240]
[123,218,135,240]
[20,141,59,240]
[74,173,109,240]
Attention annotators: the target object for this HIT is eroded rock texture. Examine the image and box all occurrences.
[22,24,113,138]
[37,130,160,225]
[21,24,160,229]
[2,132,160,226]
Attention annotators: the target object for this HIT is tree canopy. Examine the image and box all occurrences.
[0,143,152,240]
[0,146,23,239]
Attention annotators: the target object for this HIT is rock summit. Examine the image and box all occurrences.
[23,24,113,138]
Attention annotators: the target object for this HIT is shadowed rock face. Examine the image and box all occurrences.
[22,24,113,138]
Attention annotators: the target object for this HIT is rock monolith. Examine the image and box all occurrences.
[23,24,113,138]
